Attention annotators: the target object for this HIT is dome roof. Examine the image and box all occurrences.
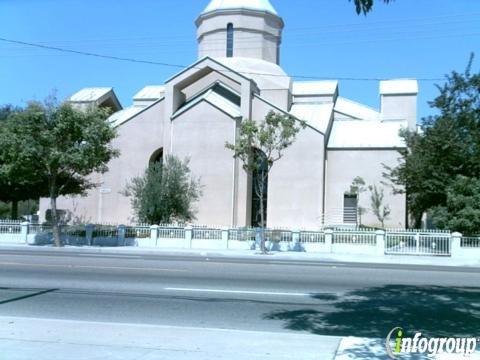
[202,0,278,15]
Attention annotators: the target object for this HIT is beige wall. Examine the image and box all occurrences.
[268,127,325,229]
[197,11,283,64]
[325,149,406,228]
[170,101,237,227]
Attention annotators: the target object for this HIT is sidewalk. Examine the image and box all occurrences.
[1,317,478,360]
[0,316,341,360]
[1,243,480,269]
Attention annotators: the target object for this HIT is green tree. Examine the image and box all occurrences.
[429,176,480,236]
[0,104,43,219]
[369,185,391,228]
[350,0,393,14]
[0,98,118,246]
[385,55,480,229]
[225,111,306,253]
[124,156,201,224]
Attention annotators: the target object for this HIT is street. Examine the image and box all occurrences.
[0,248,479,339]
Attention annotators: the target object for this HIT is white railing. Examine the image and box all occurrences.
[299,231,325,243]
[192,228,222,240]
[461,237,480,248]
[333,230,376,246]
[385,231,451,256]
[229,228,256,242]
[0,222,22,242]
[158,226,185,240]
[1,219,479,258]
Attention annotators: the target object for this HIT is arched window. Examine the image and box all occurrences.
[149,148,163,166]
[251,149,268,227]
[226,23,234,58]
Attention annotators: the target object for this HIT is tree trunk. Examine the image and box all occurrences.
[11,200,18,220]
[50,195,62,247]
[257,172,267,254]
[49,177,62,247]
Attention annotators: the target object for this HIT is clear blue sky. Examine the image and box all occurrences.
[1,0,479,120]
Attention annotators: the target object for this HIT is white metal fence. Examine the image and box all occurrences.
[333,228,376,246]
[1,219,479,258]
[385,230,451,256]
[461,237,480,249]
[0,221,22,243]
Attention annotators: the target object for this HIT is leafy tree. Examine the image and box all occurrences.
[348,176,368,225]
[350,0,393,14]
[0,104,43,219]
[369,185,391,228]
[429,176,480,236]
[0,98,118,246]
[226,111,306,253]
[124,156,201,224]
[385,55,480,228]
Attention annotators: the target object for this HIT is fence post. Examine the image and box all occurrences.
[221,228,229,250]
[451,232,462,258]
[376,230,385,256]
[324,229,333,253]
[85,224,95,246]
[117,225,126,246]
[291,229,300,252]
[185,225,193,249]
[150,225,159,247]
[21,221,29,244]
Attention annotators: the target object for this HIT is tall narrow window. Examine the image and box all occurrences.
[226,23,234,58]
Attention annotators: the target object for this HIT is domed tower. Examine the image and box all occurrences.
[196,0,284,64]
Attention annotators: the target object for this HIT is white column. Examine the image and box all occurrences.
[21,222,29,244]
[185,226,193,249]
[376,230,385,256]
[150,225,159,247]
[451,232,462,258]
[324,229,333,253]
[221,228,229,250]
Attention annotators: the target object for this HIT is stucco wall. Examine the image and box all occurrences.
[325,149,406,228]
[252,96,326,229]
[170,101,236,226]
[197,11,282,64]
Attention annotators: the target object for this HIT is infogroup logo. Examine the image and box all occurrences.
[385,327,478,359]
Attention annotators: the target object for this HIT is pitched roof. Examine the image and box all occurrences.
[292,81,338,97]
[334,97,380,121]
[289,103,333,134]
[328,119,407,148]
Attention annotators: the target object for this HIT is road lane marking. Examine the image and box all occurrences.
[164,287,310,297]
[77,254,142,259]
[0,262,188,273]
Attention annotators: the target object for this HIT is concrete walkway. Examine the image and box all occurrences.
[1,244,479,269]
[0,316,341,360]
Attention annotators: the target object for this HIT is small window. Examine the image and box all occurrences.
[226,23,234,58]
[343,194,358,225]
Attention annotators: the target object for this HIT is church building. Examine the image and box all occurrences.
[40,0,417,229]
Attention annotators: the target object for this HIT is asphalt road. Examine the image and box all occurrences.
[0,248,479,338]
